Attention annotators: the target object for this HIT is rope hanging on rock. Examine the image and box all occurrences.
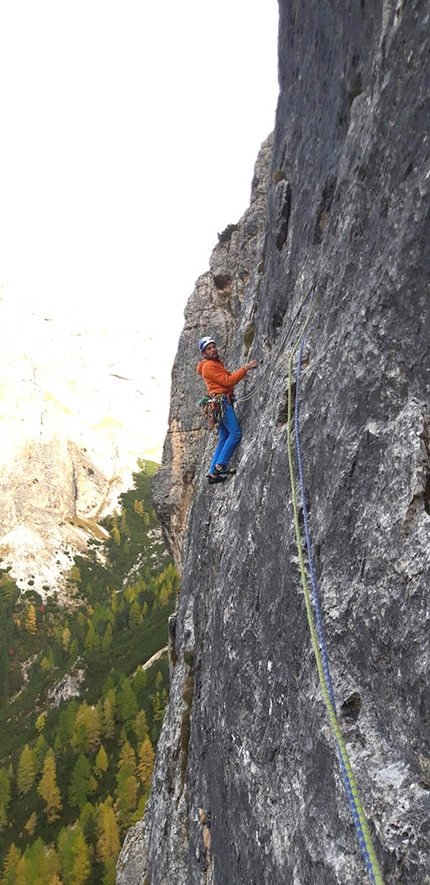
[286,292,385,885]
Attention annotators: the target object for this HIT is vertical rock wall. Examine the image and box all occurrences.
[118,2,429,883]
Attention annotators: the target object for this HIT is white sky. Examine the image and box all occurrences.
[0,1,279,451]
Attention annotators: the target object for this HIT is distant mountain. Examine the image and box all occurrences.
[0,288,169,593]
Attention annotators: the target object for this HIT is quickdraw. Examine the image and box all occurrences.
[199,394,226,430]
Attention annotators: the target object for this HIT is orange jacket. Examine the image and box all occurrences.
[197,358,247,397]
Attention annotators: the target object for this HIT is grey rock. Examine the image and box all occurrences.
[47,662,86,707]
[118,2,429,883]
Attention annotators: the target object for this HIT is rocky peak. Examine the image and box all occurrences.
[0,291,166,595]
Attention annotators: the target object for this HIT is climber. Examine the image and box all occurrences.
[197,336,258,484]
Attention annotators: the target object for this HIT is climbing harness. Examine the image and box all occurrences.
[199,394,226,430]
[199,284,314,428]
[286,292,385,885]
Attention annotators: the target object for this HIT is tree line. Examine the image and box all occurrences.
[0,462,178,885]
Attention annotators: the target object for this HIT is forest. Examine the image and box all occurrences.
[0,461,178,885]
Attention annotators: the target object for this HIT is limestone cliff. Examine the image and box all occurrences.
[118,2,429,883]
[0,290,166,595]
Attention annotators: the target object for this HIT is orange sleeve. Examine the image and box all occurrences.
[202,361,247,393]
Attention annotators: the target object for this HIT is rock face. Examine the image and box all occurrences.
[0,436,114,596]
[0,289,166,594]
[118,3,429,884]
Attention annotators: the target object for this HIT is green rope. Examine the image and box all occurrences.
[286,298,385,885]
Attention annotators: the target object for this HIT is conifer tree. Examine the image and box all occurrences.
[84,623,99,653]
[155,670,163,691]
[15,837,60,885]
[115,772,138,831]
[55,701,78,754]
[62,626,71,652]
[72,702,101,753]
[132,668,147,694]
[40,651,54,674]
[96,797,120,878]
[101,622,112,650]
[17,744,37,795]
[79,803,97,849]
[102,695,115,740]
[152,691,163,723]
[111,518,121,547]
[0,767,11,827]
[85,703,102,751]
[115,742,138,830]
[117,680,138,725]
[58,824,90,885]
[24,810,38,836]
[69,566,81,585]
[120,510,129,536]
[117,741,136,772]
[137,738,155,792]
[133,499,144,516]
[37,748,62,822]
[69,756,94,810]
[129,601,142,626]
[35,734,49,770]
[25,603,37,634]
[159,581,172,606]
[1,843,21,885]
[94,745,109,779]
[134,709,149,742]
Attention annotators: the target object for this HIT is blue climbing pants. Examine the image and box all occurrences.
[209,400,242,473]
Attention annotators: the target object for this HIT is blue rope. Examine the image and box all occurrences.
[292,296,385,885]
[294,294,337,711]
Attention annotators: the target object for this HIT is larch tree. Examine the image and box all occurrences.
[24,810,38,836]
[137,738,155,793]
[134,709,149,742]
[12,837,59,885]
[62,626,71,652]
[96,796,120,870]
[94,745,109,779]
[25,603,37,635]
[117,741,136,773]
[17,743,37,795]
[37,748,62,822]
[101,622,112,650]
[58,824,90,885]
[72,702,101,754]
[1,843,22,885]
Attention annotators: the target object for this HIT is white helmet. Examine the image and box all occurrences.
[199,336,216,354]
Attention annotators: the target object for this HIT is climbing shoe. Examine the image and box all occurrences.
[214,466,236,476]
[208,473,227,484]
